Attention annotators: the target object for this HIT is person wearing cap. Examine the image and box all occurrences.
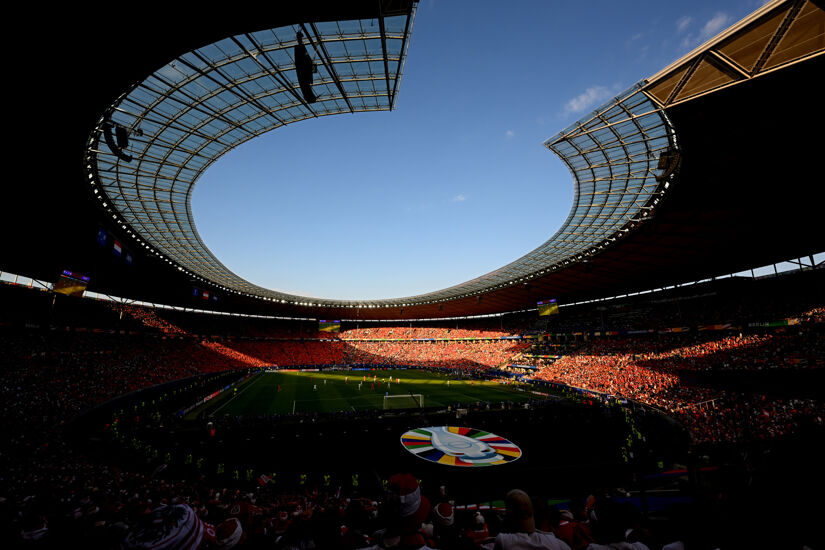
[552,508,592,550]
[214,517,245,549]
[493,490,570,550]
[465,511,492,546]
[360,474,435,550]
[424,501,461,550]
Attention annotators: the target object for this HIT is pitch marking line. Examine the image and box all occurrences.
[210,373,266,417]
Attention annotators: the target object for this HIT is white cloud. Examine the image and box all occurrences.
[700,12,732,40]
[563,86,612,115]
[505,129,515,139]
[676,15,693,33]
[681,12,732,49]
[450,194,466,203]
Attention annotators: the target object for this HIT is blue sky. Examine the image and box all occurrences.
[192,0,765,300]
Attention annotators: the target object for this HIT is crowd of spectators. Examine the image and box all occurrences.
[5,454,713,550]
[341,326,519,340]
[0,332,252,440]
[137,310,534,342]
[801,305,825,323]
[120,304,189,336]
[0,323,525,440]
[2,318,822,451]
[2,271,824,548]
[344,340,531,371]
[215,340,344,366]
[530,330,825,444]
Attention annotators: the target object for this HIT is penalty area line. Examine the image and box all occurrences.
[210,374,265,417]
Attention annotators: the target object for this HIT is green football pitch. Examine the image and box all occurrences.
[201,369,544,417]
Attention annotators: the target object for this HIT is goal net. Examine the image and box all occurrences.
[383,393,424,410]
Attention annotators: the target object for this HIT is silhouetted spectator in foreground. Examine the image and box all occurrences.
[585,499,648,550]
[494,489,570,549]
[362,473,433,550]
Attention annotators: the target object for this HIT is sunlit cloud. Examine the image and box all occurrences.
[505,129,515,139]
[563,86,611,115]
[451,194,467,203]
[681,12,732,50]
[676,15,693,33]
[701,12,732,40]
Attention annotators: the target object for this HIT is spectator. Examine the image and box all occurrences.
[493,489,570,550]
[361,473,433,550]
[585,500,648,550]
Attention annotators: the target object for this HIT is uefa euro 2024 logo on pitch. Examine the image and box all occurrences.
[400,426,521,467]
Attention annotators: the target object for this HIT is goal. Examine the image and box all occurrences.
[383,393,424,410]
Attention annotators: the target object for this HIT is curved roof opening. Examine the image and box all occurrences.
[86,3,681,308]
[85,1,825,309]
[190,103,571,301]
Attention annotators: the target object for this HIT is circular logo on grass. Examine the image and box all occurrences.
[400,426,521,466]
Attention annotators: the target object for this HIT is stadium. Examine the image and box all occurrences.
[2,1,824,548]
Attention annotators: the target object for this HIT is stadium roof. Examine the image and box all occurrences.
[87,10,417,304]
[4,0,824,320]
[88,69,677,307]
